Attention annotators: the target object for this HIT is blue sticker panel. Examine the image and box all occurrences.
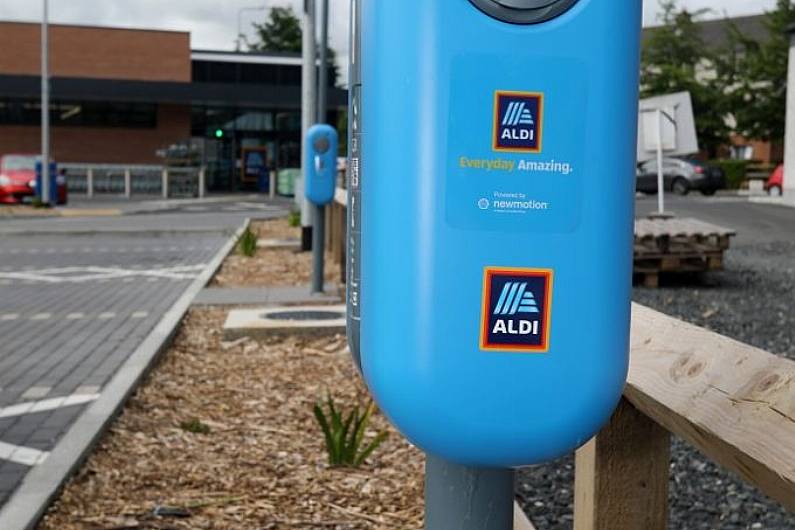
[446,55,586,234]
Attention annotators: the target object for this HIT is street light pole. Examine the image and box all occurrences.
[317,0,329,124]
[310,0,330,294]
[300,0,317,252]
[41,0,50,205]
[656,108,665,215]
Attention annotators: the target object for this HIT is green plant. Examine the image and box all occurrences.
[238,226,258,257]
[313,396,388,467]
[287,209,301,228]
[709,159,753,189]
[180,418,211,435]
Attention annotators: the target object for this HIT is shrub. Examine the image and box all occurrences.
[288,209,301,228]
[180,418,211,435]
[238,226,258,257]
[709,159,753,190]
[313,396,388,467]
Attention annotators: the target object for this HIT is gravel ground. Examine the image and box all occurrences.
[212,218,341,288]
[518,241,795,530]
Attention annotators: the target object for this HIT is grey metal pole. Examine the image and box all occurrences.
[655,108,665,215]
[41,0,50,205]
[300,0,317,251]
[425,454,515,530]
[310,0,330,294]
[311,204,325,293]
[317,0,329,124]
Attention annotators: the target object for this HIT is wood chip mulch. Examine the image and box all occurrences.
[38,308,424,530]
[212,219,341,288]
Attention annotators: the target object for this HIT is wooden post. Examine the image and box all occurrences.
[325,202,333,250]
[574,398,670,530]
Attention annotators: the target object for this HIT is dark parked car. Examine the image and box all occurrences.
[636,157,726,196]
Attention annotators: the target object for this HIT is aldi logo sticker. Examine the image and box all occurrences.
[480,267,553,352]
[493,91,543,153]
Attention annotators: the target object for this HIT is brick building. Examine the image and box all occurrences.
[0,22,345,191]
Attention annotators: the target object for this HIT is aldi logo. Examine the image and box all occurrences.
[480,267,553,352]
[493,91,543,153]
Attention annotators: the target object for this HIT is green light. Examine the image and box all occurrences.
[214,128,224,139]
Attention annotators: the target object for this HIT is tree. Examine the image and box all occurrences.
[726,0,795,143]
[641,0,732,157]
[247,5,340,87]
[249,6,302,53]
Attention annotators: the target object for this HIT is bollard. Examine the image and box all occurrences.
[124,168,131,199]
[198,166,206,199]
[87,168,94,198]
[161,168,168,199]
[269,169,276,199]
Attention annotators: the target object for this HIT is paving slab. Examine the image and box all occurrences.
[193,284,342,307]
[223,304,347,340]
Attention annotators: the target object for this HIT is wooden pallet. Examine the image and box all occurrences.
[634,217,736,287]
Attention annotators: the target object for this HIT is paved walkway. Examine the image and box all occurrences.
[0,202,287,513]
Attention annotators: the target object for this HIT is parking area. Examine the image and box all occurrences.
[0,202,287,509]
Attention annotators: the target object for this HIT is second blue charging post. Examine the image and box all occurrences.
[305,124,339,293]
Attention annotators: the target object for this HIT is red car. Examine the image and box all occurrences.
[766,164,784,197]
[0,154,67,205]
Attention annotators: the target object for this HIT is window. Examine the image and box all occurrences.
[192,60,302,87]
[0,98,157,128]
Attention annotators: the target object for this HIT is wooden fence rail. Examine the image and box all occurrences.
[328,188,795,528]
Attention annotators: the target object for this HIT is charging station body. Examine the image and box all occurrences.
[348,0,642,467]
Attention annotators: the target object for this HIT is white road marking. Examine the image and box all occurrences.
[0,313,19,321]
[30,313,52,321]
[131,311,148,319]
[0,393,100,419]
[0,441,49,466]
[0,264,207,284]
[21,386,51,400]
[98,312,116,320]
[74,385,101,395]
[66,312,85,320]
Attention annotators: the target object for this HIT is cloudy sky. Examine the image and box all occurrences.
[0,0,778,82]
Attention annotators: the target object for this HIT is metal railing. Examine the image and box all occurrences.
[60,164,206,199]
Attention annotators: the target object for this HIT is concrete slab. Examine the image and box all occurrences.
[223,305,346,340]
[257,238,300,250]
[193,285,342,307]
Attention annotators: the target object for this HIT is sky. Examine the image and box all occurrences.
[0,0,779,83]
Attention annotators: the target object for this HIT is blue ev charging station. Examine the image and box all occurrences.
[347,1,642,527]
[305,124,339,206]
[305,124,339,293]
